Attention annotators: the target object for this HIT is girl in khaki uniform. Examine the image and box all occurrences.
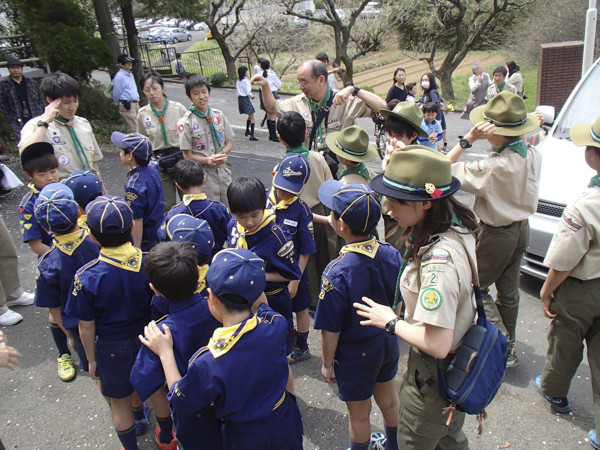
[355,146,478,450]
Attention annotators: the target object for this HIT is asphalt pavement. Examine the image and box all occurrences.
[0,79,595,450]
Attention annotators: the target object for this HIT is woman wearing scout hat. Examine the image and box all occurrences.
[448,90,542,368]
[354,145,479,449]
[325,125,377,186]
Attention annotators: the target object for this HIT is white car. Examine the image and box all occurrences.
[520,58,600,279]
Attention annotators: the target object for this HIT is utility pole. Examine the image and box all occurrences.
[583,0,597,76]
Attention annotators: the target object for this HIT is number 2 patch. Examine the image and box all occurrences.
[419,288,443,311]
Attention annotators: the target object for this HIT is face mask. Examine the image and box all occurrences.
[421,81,430,89]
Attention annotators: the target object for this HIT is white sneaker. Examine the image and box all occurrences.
[6,291,34,307]
[0,309,23,326]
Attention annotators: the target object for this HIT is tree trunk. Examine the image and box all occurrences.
[92,0,119,74]
[120,1,147,105]
[438,68,455,100]
[212,32,237,82]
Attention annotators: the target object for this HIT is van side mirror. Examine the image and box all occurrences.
[535,106,555,126]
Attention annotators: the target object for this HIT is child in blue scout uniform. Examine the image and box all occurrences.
[18,142,59,256]
[64,195,169,450]
[113,131,165,251]
[131,242,223,450]
[152,214,215,320]
[158,159,231,257]
[62,170,103,230]
[226,177,302,358]
[140,248,304,450]
[267,153,316,364]
[33,183,100,381]
[314,181,401,450]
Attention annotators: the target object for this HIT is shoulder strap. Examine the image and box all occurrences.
[308,92,336,151]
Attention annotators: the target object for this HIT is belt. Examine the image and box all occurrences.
[120,100,139,104]
[480,220,513,229]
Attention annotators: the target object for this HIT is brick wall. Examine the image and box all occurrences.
[537,41,584,112]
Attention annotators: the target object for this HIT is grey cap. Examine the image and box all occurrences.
[6,57,23,67]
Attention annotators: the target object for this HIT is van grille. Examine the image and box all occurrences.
[536,201,564,218]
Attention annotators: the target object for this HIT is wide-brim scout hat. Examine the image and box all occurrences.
[86,195,133,233]
[318,180,381,232]
[167,214,214,259]
[62,170,103,207]
[34,183,79,232]
[111,132,153,161]
[325,125,377,163]
[20,142,54,168]
[371,145,461,201]
[273,153,311,195]
[570,115,600,147]
[470,91,539,136]
[206,248,266,309]
[378,102,429,139]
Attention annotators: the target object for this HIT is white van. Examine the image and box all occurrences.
[520,58,600,279]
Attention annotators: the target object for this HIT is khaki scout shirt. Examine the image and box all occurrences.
[136,101,188,151]
[299,151,333,209]
[452,142,541,227]
[177,108,234,157]
[485,82,518,101]
[339,168,377,186]
[20,115,103,179]
[401,228,477,353]
[273,92,372,150]
[544,185,600,281]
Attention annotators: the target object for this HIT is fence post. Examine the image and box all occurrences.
[197,52,204,75]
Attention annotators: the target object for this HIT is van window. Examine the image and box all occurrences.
[554,64,600,139]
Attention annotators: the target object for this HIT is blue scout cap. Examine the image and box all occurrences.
[318,180,381,233]
[34,183,79,232]
[62,170,103,206]
[111,132,153,160]
[20,141,54,168]
[272,154,311,196]
[166,214,215,259]
[206,248,266,309]
[86,195,133,233]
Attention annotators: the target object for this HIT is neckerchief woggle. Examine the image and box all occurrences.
[150,97,170,147]
[189,106,224,154]
[55,116,92,170]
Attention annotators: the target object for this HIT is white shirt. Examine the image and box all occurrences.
[264,70,282,92]
[236,78,253,97]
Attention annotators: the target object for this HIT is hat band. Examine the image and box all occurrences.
[590,127,600,144]
[336,139,367,157]
[382,175,452,197]
[483,112,527,128]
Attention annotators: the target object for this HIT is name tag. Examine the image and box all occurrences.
[283,219,298,227]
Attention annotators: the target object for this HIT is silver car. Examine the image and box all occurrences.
[157,27,192,43]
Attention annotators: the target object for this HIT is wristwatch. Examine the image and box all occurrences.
[37,120,49,129]
[385,317,402,335]
[458,136,472,149]
[352,85,361,96]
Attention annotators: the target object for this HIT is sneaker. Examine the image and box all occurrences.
[371,432,387,450]
[6,291,34,307]
[506,343,519,368]
[155,424,178,450]
[589,430,600,450]
[0,309,23,326]
[535,375,571,413]
[288,347,311,365]
[57,354,76,381]
[135,402,149,435]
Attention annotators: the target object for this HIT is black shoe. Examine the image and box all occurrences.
[535,376,571,413]
[249,136,259,141]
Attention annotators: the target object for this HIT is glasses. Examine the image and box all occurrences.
[297,78,315,87]
[143,86,162,94]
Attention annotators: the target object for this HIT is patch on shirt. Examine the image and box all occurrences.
[465,160,485,172]
[178,124,184,131]
[419,288,443,311]
[214,116,221,125]
[23,223,32,230]
[125,191,138,202]
[51,130,60,138]
[277,240,294,258]
[57,154,69,166]
[53,136,61,143]
[24,214,32,220]
[218,133,224,142]
[144,117,152,127]
[308,221,314,234]
[195,139,205,150]
[303,111,309,119]
[319,276,334,300]
[422,264,446,273]
[35,268,40,280]
[560,210,582,232]
[421,249,450,265]
[283,218,298,227]
[72,274,82,296]
[193,123,199,130]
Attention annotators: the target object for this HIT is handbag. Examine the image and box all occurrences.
[155,148,184,173]
[0,163,24,190]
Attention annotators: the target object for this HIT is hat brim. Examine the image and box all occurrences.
[570,123,599,147]
[318,179,344,212]
[325,132,378,162]
[379,108,429,139]
[272,178,304,196]
[20,142,54,168]
[370,173,462,202]
[469,106,540,136]
[110,131,128,149]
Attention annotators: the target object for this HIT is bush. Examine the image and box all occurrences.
[210,72,227,87]
[362,85,375,93]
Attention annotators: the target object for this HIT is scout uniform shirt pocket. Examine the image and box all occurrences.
[191,127,208,155]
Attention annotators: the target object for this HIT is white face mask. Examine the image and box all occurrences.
[421,81,430,89]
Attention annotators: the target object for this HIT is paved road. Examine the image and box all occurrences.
[0,81,595,450]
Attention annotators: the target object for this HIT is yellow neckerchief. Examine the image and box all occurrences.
[98,242,142,272]
[208,313,259,358]
[340,236,379,259]
[53,228,87,256]
[78,213,89,230]
[266,187,298,211]
[236,211,276,249]
[183,193,207,206]
[196,264,209,294]
[28,182,40,194]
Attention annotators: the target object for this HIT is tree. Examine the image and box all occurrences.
[394,0,534,99]
[119,0,146,104]
[92,0,120,71]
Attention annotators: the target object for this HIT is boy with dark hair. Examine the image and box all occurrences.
[268,154,316,364]
[486,66,517,100]
[62,170,103,230]
[158,159,231,257]
[315,181,401,450]
[140,248,304,449]
[64,195,163,450]
[33,183,99,381]
[131,241,222,450]
[178,73,234,206]
[418,102,444,151]
[113,132,164,251]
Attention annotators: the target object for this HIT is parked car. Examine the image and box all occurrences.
[158,27,192,43]
[193,22,206,31]
[180,19,194,30]
[520,58,600,279]
[360,2,382,18]
[148,27,167,40]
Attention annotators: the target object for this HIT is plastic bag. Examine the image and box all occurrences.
[0,163,24,190]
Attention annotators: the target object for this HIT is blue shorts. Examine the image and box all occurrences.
[291,272,311,313]
[334,334,400,402]
[173,405,223,450]
[266,288,293,354]
[97,337,141,399]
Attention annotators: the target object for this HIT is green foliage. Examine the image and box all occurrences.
[362,85,375,93]
[315,0,324,9]
[210,72,227,86]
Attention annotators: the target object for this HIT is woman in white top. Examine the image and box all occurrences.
[506,61,524,97]
[236,66,258,141]
[461,61,492,119]
[259,58,282,142]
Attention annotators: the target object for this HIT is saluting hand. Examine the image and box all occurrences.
[333,86,354,107]
[139,321,174,357]
[467,121,496,143]
[354,297,397,330]
[382,137,405,171]
[41,98,61,124]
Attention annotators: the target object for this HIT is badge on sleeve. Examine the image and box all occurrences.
[419,288,442,311]
[465,160,485,172]
[277,240,294,258]
[178,124,184,131]
[421,249,450,265]
[560,209,583,232]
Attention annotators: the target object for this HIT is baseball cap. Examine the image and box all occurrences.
[20,142,54,168]
[206,248,266,309]
[167,214,214,259]
[33,183,79,232]
[111,132,153,161]
[117,54,135,64]
[62,170,103,206]
[318,180,381,232]
[86,195,133,233]
[7,57,24,67]
[272,154,311,196]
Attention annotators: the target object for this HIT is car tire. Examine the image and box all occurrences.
[173,38,178,43]
[187,35,191,41]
